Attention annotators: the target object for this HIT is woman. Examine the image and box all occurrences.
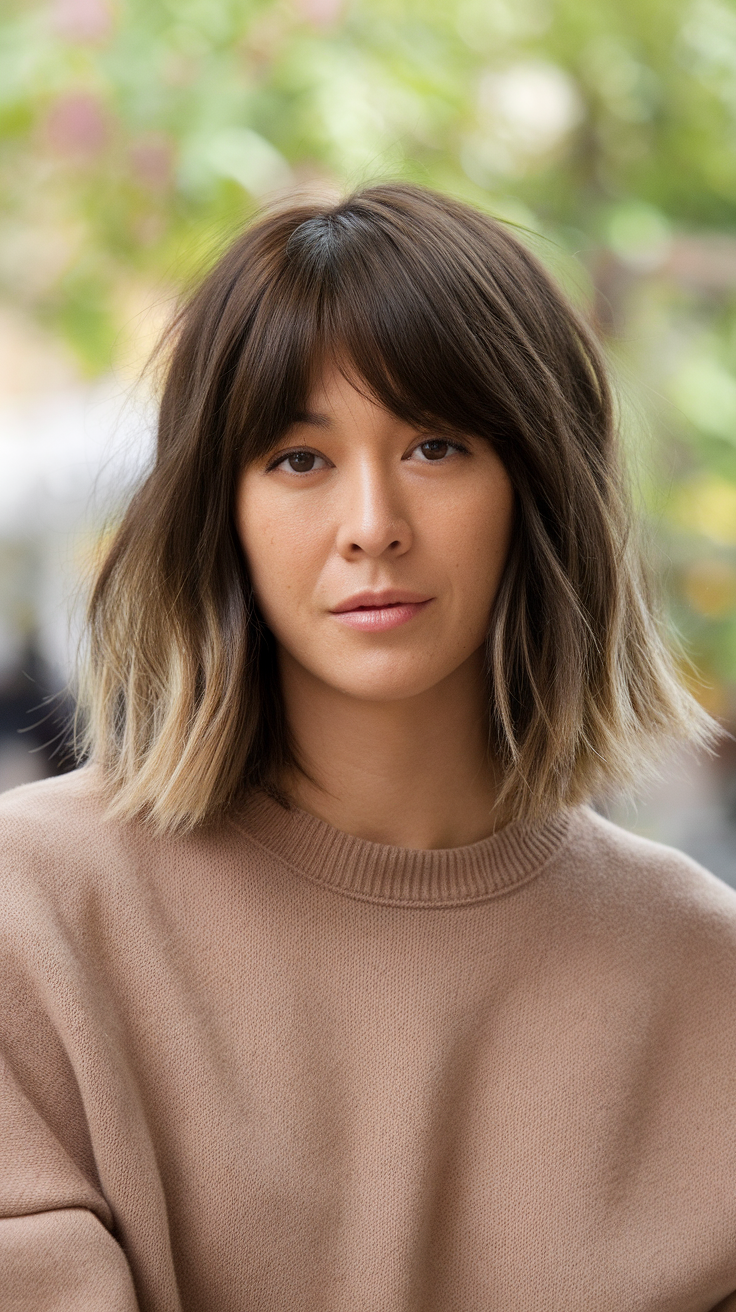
[1,184,735,1312]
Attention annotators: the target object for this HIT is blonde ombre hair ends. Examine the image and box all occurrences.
[79,184,713,833]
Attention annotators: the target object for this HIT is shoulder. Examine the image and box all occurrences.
[0,768,121,882]
[0,771,116,933]
[550,805,736,990]
[0,770,267,940]
[0,765,107,833]
[0,769,171,946]
[561,803,736,908]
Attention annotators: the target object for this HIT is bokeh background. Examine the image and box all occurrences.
[1,0,736,875]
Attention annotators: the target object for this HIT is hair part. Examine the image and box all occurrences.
[78,182,715,833]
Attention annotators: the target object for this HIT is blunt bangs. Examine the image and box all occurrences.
[78,183,714,833]
[222,191,595,470]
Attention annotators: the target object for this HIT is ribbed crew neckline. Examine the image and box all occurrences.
[237,791,572,908]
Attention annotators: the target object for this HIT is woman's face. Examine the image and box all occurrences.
[236,362,514,703]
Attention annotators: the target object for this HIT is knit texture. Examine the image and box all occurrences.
[2,769,736,1311]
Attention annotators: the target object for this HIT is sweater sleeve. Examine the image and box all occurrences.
[0,1052,140,1312]
[0,1211,139,1312]
[0,792,146,1311]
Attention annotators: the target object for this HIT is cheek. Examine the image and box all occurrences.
[235,481,324,629]
[439,479,514,613]
[236,482,282,612]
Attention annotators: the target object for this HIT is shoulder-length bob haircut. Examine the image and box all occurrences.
[80,182,711,834]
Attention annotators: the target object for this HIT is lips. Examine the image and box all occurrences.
[330,591,434,632]
[331,590,433,614]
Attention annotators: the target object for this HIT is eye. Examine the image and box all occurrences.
[268,449,329,474]
[409,438,466,462]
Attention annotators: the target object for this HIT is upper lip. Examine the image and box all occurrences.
[330,590,433,613]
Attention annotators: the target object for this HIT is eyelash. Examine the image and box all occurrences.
[265,438,470,473]
[264,449,318,473]
[411,439,470,461]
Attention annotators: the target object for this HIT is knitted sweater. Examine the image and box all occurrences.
[2,769,736,1312]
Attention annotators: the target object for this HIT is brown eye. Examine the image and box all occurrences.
[419,440,449,460]
[287,451,316,472]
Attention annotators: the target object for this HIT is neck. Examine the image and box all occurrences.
[278,648,500,849]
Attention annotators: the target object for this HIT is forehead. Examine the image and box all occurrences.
[305,359,379,410]
[296,360,410,433]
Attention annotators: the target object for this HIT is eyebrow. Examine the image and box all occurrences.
[290,411,333,428]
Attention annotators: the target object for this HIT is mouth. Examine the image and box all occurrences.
[330,591,434,632]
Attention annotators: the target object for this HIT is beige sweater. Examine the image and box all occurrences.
[2,770,736,1311]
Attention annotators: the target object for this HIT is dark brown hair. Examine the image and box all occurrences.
[80,182,711,832]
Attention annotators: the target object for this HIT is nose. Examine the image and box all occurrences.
[334,461,412,560]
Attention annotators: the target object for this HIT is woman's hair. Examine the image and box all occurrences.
[79,182,713,833]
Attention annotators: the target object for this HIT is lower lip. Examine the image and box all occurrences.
[331,600,432,632]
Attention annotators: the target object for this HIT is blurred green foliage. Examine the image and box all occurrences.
[2,0,736,708]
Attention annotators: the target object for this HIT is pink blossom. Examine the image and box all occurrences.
[293,0,344,28]
[50,0,112,43]
[45,94,108,159]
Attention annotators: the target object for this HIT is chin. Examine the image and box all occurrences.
[329,663,452,703]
